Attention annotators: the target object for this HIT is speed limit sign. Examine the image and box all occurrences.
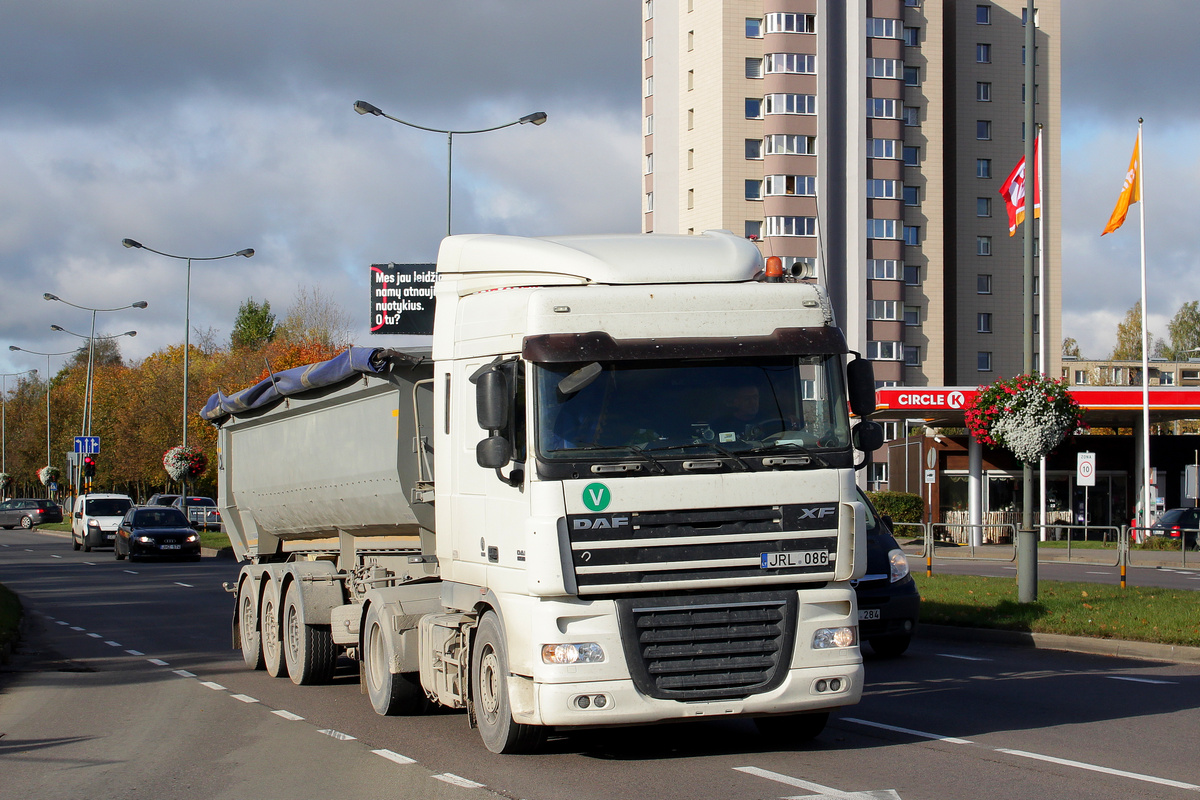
[1077,452,1096,487]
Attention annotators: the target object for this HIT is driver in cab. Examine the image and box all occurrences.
[710,384,797,444]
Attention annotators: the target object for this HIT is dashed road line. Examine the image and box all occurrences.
[318,729,357,741]
[733,766,860,798]
[82,561,95,566]
[200,681,227,691]
[50,554,62,559]
[173,669,196,678]
[123,570,138,574]
[373,749,416,765]
[843,717,973,744]
[174,582,193,588]
[55,620,69,626]
[434,773,486,789]
[125,649,144,656]
[86,633,102,639]
[231,694,259,704]
[272,709,304,721]
[936,653,991,662]
[995,748,1200,791]
[70,626,84,631]
[1106,675,1177,685]
[104,640,121,647]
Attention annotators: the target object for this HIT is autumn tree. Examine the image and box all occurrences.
[1163,300,1200,361]
[1111,301,1155,360]
[1062,337,1082,359]
[231,298,277,349]
[279,284,354,348]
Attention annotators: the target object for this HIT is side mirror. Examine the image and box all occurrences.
[476,436,513,469]
[846,357,877,418]
[476,369,509,432]
[853,420,885,454]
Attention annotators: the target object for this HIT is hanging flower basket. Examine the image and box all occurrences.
[38,466,61,487]
[964,373,1087,464]
[163,445,208,482]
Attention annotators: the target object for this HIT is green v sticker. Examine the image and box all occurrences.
[582,483,610,511]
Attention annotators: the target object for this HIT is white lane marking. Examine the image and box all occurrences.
[82,562,95,566]
[434,774,485,789]
[272,710,304,721]
[125,649,144,656]
[373,749,416,765]
[936,653,991,662]
[231,694,258,704]
[996,749,1200,791]
[70,626,85,631]
[1086,571,1109,575]
[842,718,973,745]
[1107,675,1177,685]
[124,570,138,575]
[172,669,196,678]
[148,658,169,666]
[55,620,69,626]
[200,681,226,691]
[24,549,33,551]
[733,766,886,799]
[50,554,62,559]
[86,633,102,639]
[104,641,121,647]
[174,582,193,588]
[318,729,356,741]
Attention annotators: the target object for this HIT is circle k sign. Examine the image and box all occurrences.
[877,389,974,410]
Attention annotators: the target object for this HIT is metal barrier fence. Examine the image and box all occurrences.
[1032,524,1123,567]
[930,522,1018,562]
[1128,525,1198,569]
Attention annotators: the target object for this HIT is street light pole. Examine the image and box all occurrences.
[353,101,547,238]
[9,346,74,480]
[1,369,38,475]
[121,239,253,449]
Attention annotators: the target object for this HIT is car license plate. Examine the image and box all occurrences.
[761,550,830,569]
[162,544,181,550]
[858,609,881,621]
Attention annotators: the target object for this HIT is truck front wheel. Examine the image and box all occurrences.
[283,583,336,685]
[238,581,264,670]
[471,612,544,754]
[261,581,288,678]
[363,605,427,715]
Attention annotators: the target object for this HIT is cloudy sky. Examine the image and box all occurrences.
[1,0,1197,382]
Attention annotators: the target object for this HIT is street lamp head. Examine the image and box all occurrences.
[122,238,143,249]
[50,325,64,332]
[354,100,384,117]
[43,293,59,302]
[124,331,137,338]
[519,112,549,126]
[132,301,148,309]
[237,248,255,258]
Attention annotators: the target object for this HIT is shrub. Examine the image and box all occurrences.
[867,491,925,523]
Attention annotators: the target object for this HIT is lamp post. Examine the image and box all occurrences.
[1,369,38,478]
[9,347,75,484]
[353,101,547,238]
[121,239,253,450]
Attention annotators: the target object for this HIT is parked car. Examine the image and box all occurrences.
[853,489,921,657]
[115,506,201,561]
[145,493,181,507]
[170,495,221,531]
[71,493,134,551]
[0,498,63,529]
[1147,508,1200,550]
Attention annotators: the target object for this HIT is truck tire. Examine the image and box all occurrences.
[754,711,829,743]
[261,581,288,678]
[283,583,336,685]
[471,611,544,754]
[238,580,264,670]
[363,605,426,716]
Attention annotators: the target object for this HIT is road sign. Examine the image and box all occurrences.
[924,469,936,484]
[74,436,100,455]
[1077,452,1096,487]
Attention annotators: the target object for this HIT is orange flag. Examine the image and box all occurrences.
[998,132,1041,236]
[1101,132,1140,236]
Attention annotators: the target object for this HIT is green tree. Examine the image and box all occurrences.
[1062,337,1082,359]
[231,298,277,349]
[1111,301,1153,360]
[278,285,353,348]
[1163,300,1200,360]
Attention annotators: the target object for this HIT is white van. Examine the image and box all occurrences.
[72,493,134,552]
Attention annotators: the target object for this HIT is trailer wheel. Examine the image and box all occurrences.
[238,580,264,670]
[283,583,336,685]
[261,581,288,678]
[753,711,829,744]
[363,605,427,715]
[471,612,544,754]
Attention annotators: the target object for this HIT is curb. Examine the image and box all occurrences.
[921,623,1200,665]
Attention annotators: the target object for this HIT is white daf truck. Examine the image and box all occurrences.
[205,230,883,753]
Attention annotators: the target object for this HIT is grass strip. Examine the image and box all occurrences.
[0,583,21,658]
[913,573,1200,648]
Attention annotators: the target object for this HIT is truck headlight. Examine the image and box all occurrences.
[888,548,910,582]
[541,642,605,664]
[812,626,857,649]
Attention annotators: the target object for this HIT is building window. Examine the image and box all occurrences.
[976,43,991,63]
[765,134,816,155]
[766,216,817,237]
[868,139,899,159]
[1162,371,1175,386]
[746,17,762,37]
[867,58,901,79]
[904,26,920,47]
[688,69,695,90]
[745,180,763,200]
[766,53,816,74]
[644,77,653,97]
[644,0,653,20]
[765,175,816,196]
[687,30,694,51]
[977,120,992,140]
[977,235,991,256]
[745,59,762,79]
[867,219,899,240]
[905,0,920,6]
[903,106,920,127]
[903,146,920,166]
[1022,46,1039,66]
[976,4,991,24]
[976,159,991,178]
[869,259,900,280]
[765,93,817,115]
[904,305,921,326]
[1022,7,1039,26]
[644,114,654,135]
[765,12,815,33]
[904,346,921,366]
[866,18,901,39]
[644,153,653,174]
[977,82,991,102]
[687,189,694,209]
[978,351,993,372]
[903,66,920,86]
[904,264,921,285]
[688,108,694,130]
[745,98,763,119]
[867,462,888,490]
[867,341,902,361]
[977,274,992,294]
[645,192,654,212]
[977,312,992,333]
[745,139,763,160]
[977,197,991,217]
[904,226,921,246]
[1074,370,1088,385]
[867,179,900,199]
[870,300,898,320]
[644,37,653,59]
[903,186,920,206]
[867,98,900,119]
[688,148,694,169]
[745,220,763,240]
[1022,84,1040,103]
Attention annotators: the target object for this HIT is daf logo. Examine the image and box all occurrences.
[798,506,837,519]
[573,516,630,530]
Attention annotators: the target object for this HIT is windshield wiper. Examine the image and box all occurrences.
[751,441,829,467]
[555,442,667,474]
[643,442,752,471]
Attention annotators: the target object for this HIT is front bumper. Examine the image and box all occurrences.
[83,528,117,548]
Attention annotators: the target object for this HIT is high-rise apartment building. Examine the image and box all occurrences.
[642,0,1060,405]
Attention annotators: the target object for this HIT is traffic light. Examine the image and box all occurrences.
[83,454,96,477]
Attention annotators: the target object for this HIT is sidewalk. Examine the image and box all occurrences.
[921,623,1200,665]
[900,540,1199,570]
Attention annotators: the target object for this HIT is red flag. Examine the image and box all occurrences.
[998,132,1041,236]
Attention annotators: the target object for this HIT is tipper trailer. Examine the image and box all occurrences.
[204,230,883,753]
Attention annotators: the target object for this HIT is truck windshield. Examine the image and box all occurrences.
[534,355,851,462]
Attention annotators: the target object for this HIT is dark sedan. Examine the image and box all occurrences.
[115,507,201,561]
[1148,508,1200,550]
[0,498,63,529]
[853,490,921,657]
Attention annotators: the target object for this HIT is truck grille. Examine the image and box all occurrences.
[615,591,797,701]
[564,504,838,594]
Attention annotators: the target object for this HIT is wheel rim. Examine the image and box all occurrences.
[262,598,278,661]
[478,647,502,721]
[367,623,386,692]
[240,593,256,646]
[285,603,300,664]
[21,517,31,529]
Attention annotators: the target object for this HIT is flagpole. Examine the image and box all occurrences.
[1138,118,1151,531]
